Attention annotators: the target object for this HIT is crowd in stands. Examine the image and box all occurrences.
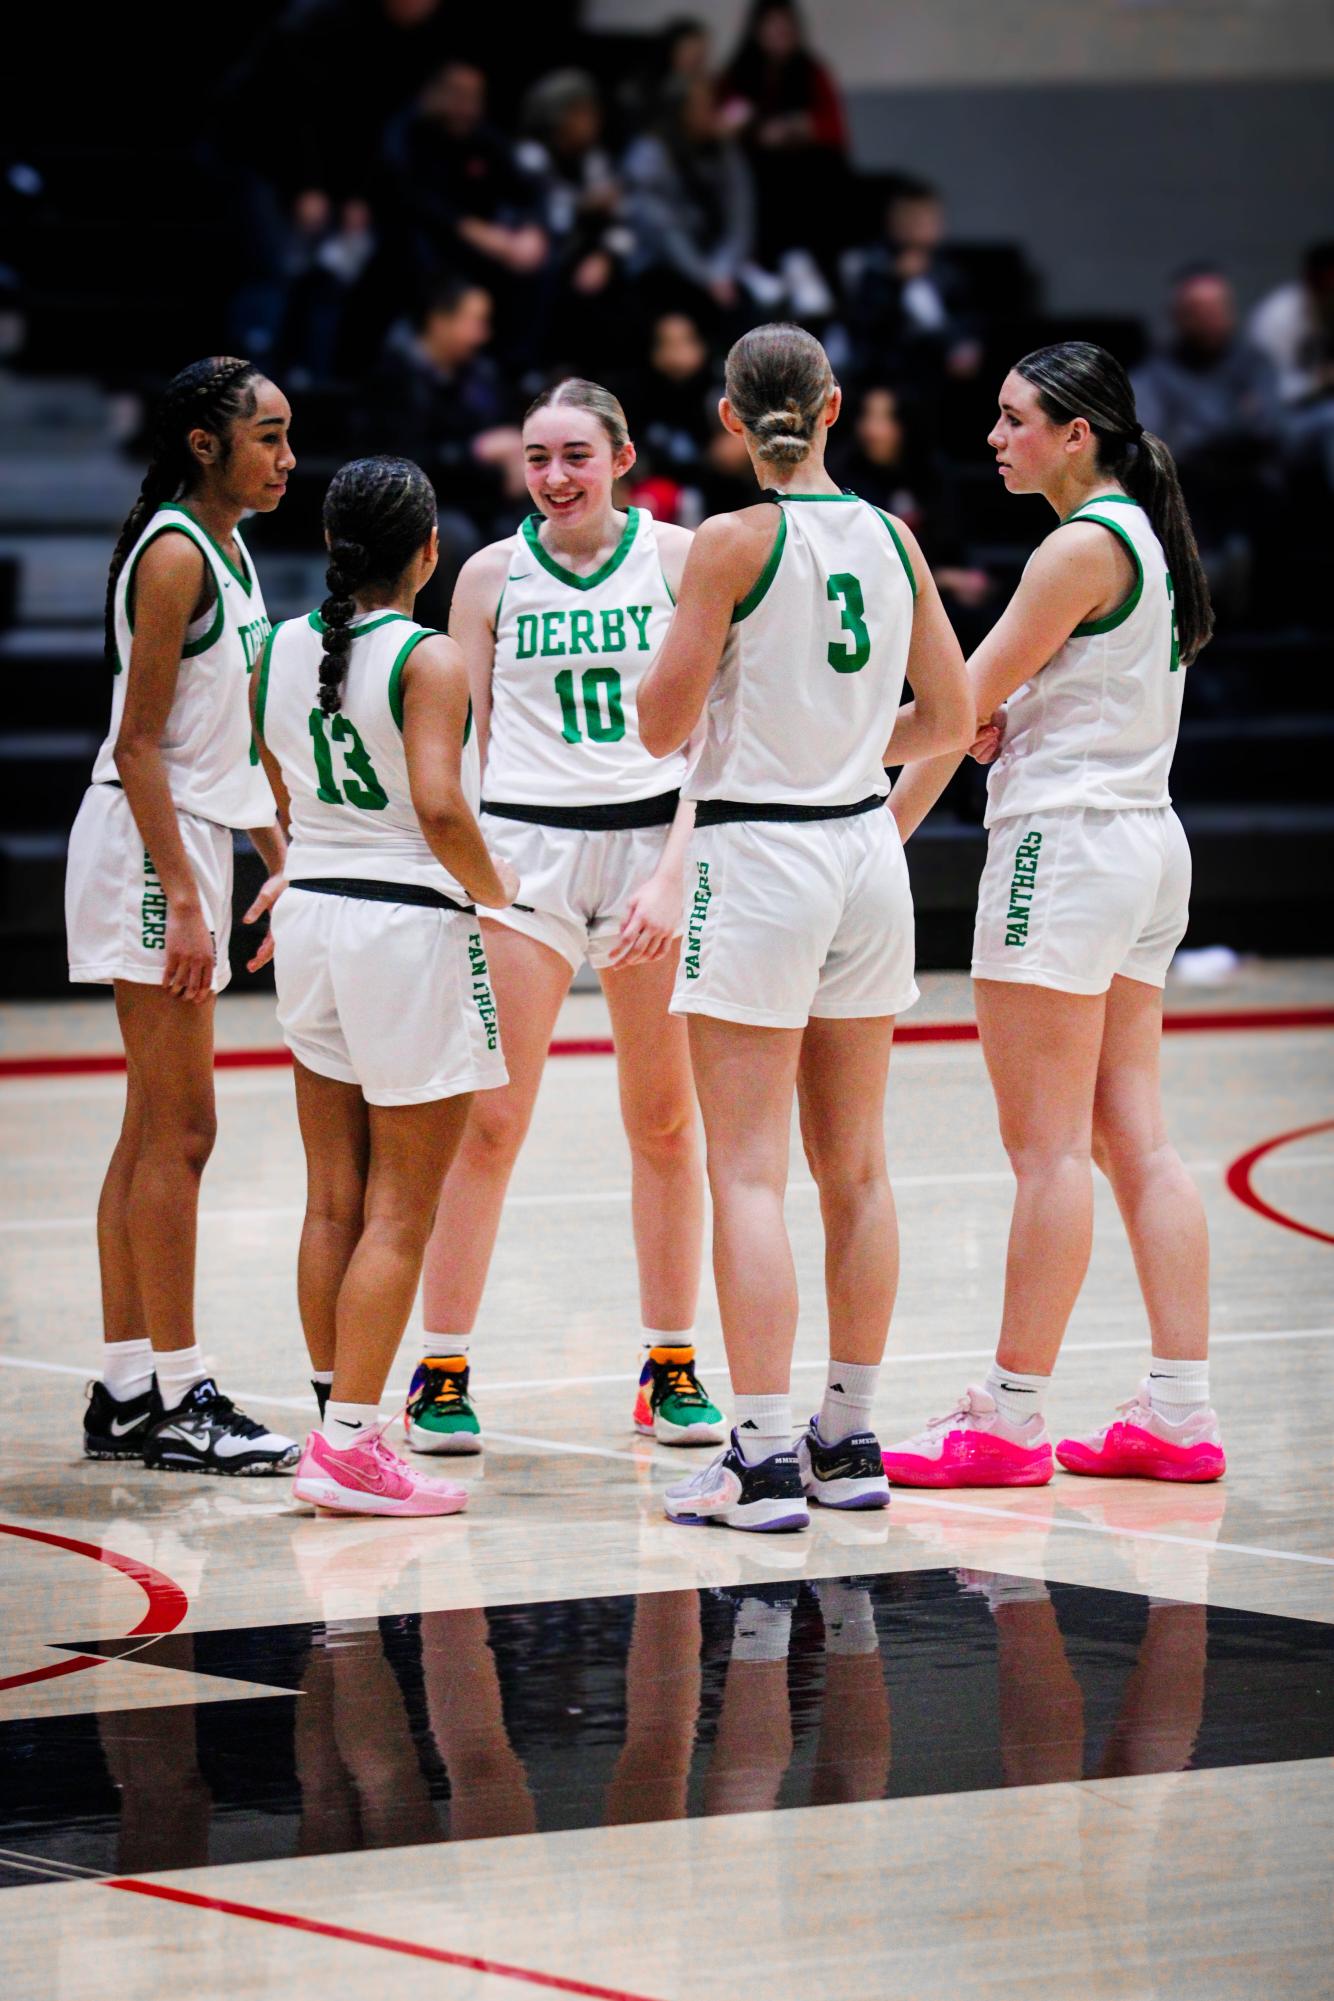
[195,0,1334,636]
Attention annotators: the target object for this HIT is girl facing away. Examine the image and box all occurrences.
[252,456,519,1517]
[406,380,725,1459]
[637,322,975,1532]
[884,341,1225,1486]
[70,356,301,1475]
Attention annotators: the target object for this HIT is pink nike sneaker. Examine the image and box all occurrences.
[881,1386,1054,1488]
[294,1426,469,1517]
[1056,1382,1226,1482]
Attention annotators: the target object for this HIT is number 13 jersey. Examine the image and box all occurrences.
[685,494,917,808]
[486,507,687,807]
[256,611,479,900]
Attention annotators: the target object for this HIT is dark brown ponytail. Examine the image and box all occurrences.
[1015,341,1213,664]
[318,457,438,715]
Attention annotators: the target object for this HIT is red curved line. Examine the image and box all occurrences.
[0,1522,189,1693]
[1224,1119,1334,1248]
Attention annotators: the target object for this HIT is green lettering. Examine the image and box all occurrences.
[826,573,870,673]
[554,668,582,744]
[600,608,626,652]
[516,613,538,660]
[569,609,597,655]
[541,610,566,657]
[627,604,652,651]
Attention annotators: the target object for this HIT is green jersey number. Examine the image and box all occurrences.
[826,572,871,673]
[1166,573,1180,673]
[308,708,389,811]
[554,665,626,744]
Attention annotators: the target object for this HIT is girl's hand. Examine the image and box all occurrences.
[243,872,286,973]
[164,901,217,1003]
[609,869,681,968]
[475,857,520,909]
[969,711,1006,765]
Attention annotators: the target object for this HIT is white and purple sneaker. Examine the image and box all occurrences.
[664,1429,810,1533]
[796,1417,891,1509]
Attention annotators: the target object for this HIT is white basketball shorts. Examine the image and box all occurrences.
[670,805,918,1029]
[480,814,675,974]
[66,782,234,993]
[972,805,1191,995]
[272,888,509,1105]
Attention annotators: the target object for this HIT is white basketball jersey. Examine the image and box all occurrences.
[257,610,479,900]
[686,494,916,807]
[985,496,1183,827]
[93,503,274,828]
[485,507,688,805]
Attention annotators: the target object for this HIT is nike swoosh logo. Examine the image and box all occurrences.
[109,1413,145,1437]
[506,572,532,581]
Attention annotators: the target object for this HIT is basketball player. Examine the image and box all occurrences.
[410,381,724,1457]
[69,357,300,1474]
[883,342,1226,1485]
[636,323,975,1532]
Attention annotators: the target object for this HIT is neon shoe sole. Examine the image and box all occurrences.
[1055,1425,1225,1482]
[293,1470,468,1517]
[635,1410,728,1446]
[881,1437,1054,1488]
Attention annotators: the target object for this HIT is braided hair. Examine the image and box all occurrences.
[104,356,261,667]
[318,457,438,716]
[1015,341,1214,665]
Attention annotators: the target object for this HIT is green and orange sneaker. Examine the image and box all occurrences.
[405,1355,483,1456]
[633,1346,726,1446]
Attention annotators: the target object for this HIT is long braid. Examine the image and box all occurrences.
[318,457,439,716]
[104,356,260,667]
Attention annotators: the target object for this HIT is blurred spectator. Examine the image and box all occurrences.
[622,78,757,326]
[360,278,525,614]
[1249,241,1334,406]
[1133,266,1281,611]
[632,312,716,480]
[621,15,716,131]
[384,60,548,359]
[719,0,848,306]
[845,177,981,390]
[517,69,632,367]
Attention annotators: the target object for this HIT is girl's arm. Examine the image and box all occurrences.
[878,518,974,769]
[889,520,1125,840]
[449,540,511,774]
[637,507,774,756]
[114,534,219,1004]
[401,636,516,908]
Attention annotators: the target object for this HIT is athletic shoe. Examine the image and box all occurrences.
[1056,1382,1226,1482]
[294,1424,469,1518]
[881,1386,1054,1488]
[796,1417,891,1510]
[633,1346,726,1445]
[84,1377,162,1460]
[142,1378,300,1476]
[663,1429,809,1533]
[405,1355,482,1455]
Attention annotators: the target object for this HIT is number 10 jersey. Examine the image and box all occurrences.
[486,507,687,807]
[256,610,479,901]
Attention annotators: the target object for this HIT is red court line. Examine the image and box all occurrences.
[105,1879,662,2001]
[1,1004,1330,1080]
[0,1522,189,1693]
[1224,1119,1334,1248]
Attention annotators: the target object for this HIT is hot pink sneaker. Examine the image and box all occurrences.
[881,1386,1053,1488]
[1056,1382,1226,1482]
[294,1425,469,1517]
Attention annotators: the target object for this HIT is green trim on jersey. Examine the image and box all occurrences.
[1065,508,1144,635]
[119,521,225,672]
[872,507,918,600]
[521,508,640,592]
[253,623,279,743]
[661,565,677,605]
[163,503,254,594]
[388,627,443,732]
[773,492,859,501]
[1063,493,1138,517]
[732,508,787,623]
[493,581,508,631]
[307,609,412,637]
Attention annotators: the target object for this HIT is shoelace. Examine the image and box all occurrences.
[924,1388,984,1433]
[421,1365,467,1410]
[194,1386,267,1440]
[658,1362,710,1410]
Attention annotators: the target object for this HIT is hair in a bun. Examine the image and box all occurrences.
[725,324,834,467]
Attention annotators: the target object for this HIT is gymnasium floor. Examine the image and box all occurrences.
[1,962,1331,2000]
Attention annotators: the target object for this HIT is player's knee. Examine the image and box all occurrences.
[624,1093,695,1164]
[144,1102,217,1177]
[464,1094,529,1170]
[1001,1133,1091,1179]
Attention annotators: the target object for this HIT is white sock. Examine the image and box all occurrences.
[984,1362,1050,1425]
[103,1338,154,1402]
[312,1369,334,1388]
[323,1400,381,1449]
[815,1579,879,1657]
[642,1326,695,1353]
[819,1359,880,1442]
[1147,1356,1210,1420]
[732,1392,791,1464]
[157,1345,210,1408]
[423,1334,469,1359]
[730,1593,794,1662]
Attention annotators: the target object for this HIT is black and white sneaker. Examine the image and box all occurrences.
[142,1378,300,1476]
[664,1428,810,1532]
[84,1378,163,1460]
[796,1417,891,1510]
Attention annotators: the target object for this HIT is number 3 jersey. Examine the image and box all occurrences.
[485,507,687,807]
[685,494,916,808]
[984,496,1182,828]
[256,611,479,899]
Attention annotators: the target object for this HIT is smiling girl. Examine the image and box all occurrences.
[68,356,300,1474]
[407,379,723,1455]
[884,341,1225,1487]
